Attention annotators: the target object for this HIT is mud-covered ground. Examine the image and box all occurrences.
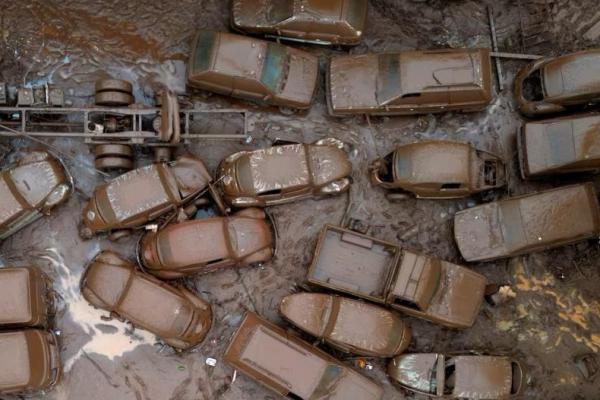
[1,1,600,399]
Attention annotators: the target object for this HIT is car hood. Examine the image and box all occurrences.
[307,145,352,186]
[426,261,486,327]
[388,354,438,394]
[454,202,508,262]
[231,0,269,28]
[329,54,378,111]
[278,50,319,107]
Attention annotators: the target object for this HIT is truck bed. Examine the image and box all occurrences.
[307,225,399,303]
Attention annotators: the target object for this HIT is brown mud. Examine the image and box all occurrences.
[1,1,600,399]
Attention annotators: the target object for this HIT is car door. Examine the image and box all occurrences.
[232,77,271,102]
[196,71,234,97]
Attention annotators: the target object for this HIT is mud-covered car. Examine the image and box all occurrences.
[370,140,506,200]
[188,31,318,111]
[279,292,411,357]
[307,225,486,328]
[327,48,492,116]
[81,154,212,239]
[388,353,524,399]
[0,329,61,395]
[81,251,212,350]
[218,139,352,207]
[0,150,72,240]
[224,312,383,400]
[231,0,368,46]
[139,208,275,279]
[454,183,600,262]
[515,49,600,116]
[0,266,52,328]
[518,114,600,179]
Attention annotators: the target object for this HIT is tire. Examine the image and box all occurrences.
[95,79,133,94]
[94,156,134,171]
[278,106,297,115]
[95,91,134,106]
[386,192,411,201]
[108,230,131,242]
[94,143,134,158]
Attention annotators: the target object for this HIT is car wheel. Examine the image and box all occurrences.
[278,106,297,115]
[108,230,131,242]
[386,193,411,202]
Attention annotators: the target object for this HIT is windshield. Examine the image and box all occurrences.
[191,31,216,73]
[312,364,344,397]
[394,150,412,179]
[376,54,402,105]
[267,0,294,24]
[261,43,289,93]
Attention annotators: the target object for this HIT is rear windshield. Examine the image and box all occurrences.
[377,54,401,104]
[394,151,412,179]
[191,31,216,73]
[267,1,294,23]
[261,43,288,92]
[344,0,367,29]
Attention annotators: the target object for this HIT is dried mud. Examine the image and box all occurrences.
[1,1,600,399]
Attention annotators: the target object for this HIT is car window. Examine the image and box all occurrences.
[267,1,294,24]
[261,43,289,93]
[444,358,456,395]
[376,54,402,105]
[191,31,216,73]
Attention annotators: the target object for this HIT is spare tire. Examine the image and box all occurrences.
[95,79,133,94]
[95,91,134,107]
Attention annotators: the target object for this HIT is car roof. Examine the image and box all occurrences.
[0,268,33,324]
[524,114,600,174]
[543,50,600,98]
[453,356,512,399]
[0,331,33,389]
[118,276,191,336]
[378,49,487,104]
[104,164,173,223]
[394,141,472,186]
[211,32,268,79]
[238,144,311,194]
[157,218,229,267]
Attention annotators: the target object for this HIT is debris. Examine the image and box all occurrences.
[574,354,599,382]
[205,357,217,367]
[485,284,516,306]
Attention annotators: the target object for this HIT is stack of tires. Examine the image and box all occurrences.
[94,79,135,172]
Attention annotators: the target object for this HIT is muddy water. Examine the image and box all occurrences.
[2,1,600,399]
